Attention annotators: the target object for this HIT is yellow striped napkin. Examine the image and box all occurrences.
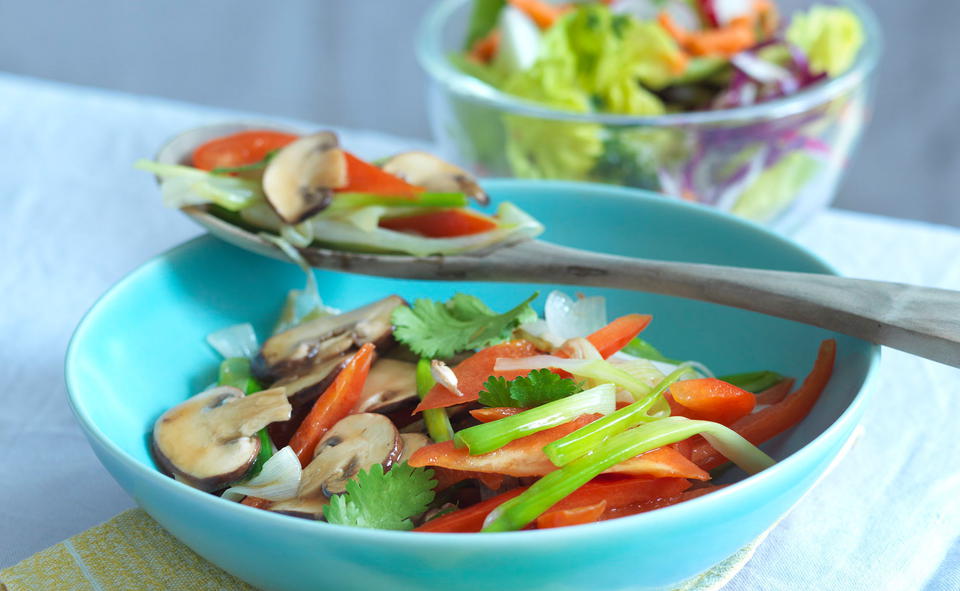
[0,507,759,591]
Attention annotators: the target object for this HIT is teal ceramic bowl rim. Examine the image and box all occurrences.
[65,179,880,545]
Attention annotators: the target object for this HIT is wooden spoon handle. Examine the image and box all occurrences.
[473,241,960,367]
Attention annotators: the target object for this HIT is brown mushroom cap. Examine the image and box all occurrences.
[262,131,347,224]
[253,295,403,382]
[152,387,291,492]
[298,413,402,499]
[398,433,431,464]
[380,151,489,205]
[354,358,418,413]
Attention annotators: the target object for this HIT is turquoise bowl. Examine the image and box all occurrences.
[66,180,878,591]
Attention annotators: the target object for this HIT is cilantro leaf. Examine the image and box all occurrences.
[477,375,514,407]
[392,292,538,359]
[322,463,436,531]
[478,369,583,408]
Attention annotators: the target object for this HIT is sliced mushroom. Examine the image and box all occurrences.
[262,131,347,224]
[298,413,402,498]
[273,353,352,407]
[398,433,431,464]
[253,295,404,381]
[380,151,489,205]
[355,359,419,413]
[152,386,291,492]
[268,496,329,520]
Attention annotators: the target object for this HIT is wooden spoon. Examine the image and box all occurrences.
[157,123,960,368]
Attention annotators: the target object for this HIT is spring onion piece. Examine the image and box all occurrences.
[206,323,259,360]
[718,370,785,393]
[222,446,301,502]
[543,365,692,466]
[216,357,273,476]
[495,355,656,400]
[454,384,615,455]
[621,337,681,364]
[417,359,455,443]
[482,417,774,532]
[134,159,263,211]
[324,192,469,212]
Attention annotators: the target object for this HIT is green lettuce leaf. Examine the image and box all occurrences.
[786,5,865,77]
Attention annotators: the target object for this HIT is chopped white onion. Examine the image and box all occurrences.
[559,337,603,361]
[497,6,541,73]
[731,52,792,84]
[223,446,302,502]
[711,0,754,25]
[206,323,259,359]
[545,291,607,342]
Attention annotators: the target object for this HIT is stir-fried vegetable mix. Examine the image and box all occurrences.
[447,0,868,222]
[136,130,543,257]
[152,286,835,532]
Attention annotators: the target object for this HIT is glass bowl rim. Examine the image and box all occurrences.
[416,0,882,126]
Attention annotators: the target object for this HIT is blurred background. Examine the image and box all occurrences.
[1,0,957,226]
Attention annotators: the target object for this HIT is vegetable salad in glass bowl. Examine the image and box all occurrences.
[418,0,880,231]
[152,281,834,532]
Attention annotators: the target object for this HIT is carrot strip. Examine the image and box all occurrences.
[417,476,691,533]
[658,11,690,45]
[686,16,756,57]
[470,407,526,423]
[414,340,541,412]
[288,343,376,465]
[467,30,501,63]
[585,314,652,359]
[668,378,757,426]
[537,500,607,529]
[379,209,498,238]
[692,340,835,470]
[508,0,568,29]
[338,152,423,197]
[755,378,795,406]
[241,496,271,509]
[409,414,709,480]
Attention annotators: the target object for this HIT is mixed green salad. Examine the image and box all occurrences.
[445,0,867,222]
[151,275,835,532]
[137,129,543,257]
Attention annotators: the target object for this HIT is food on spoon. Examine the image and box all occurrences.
[152,285,834,531]
[135,129,542,256]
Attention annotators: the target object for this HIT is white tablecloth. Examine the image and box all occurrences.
[1,73,957,590]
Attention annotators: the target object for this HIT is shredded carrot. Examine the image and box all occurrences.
[685,16,756,57]
[658,12,690,45]
[508,0,569,29]
[468,30,501,64]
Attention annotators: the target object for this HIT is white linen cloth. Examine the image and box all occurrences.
[0,73,956,590]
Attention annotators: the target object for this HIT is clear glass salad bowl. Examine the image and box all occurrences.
[417,0,881,232]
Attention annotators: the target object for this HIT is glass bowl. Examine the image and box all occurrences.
[417,0,881,232]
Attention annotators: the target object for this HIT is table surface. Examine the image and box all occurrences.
[1,73,957,591]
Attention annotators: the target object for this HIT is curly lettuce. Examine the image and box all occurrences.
[786,5,865,77]
[731,152,819,221]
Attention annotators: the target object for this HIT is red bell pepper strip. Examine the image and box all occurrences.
[433,467,506,491]
[409,414,709,480]
[537,500,607,529]
[338,151,424,197]
[192,130,298,171]
[583,314,653,359]
[414,340,541,412]
[417,476,692,533]
[288,343,376,465]
[692,340,835,470]
[667,378,757,426]
[379,209,499,238]
[600,483,728,519]
[469,407,526,423]
[755,378,795,406]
